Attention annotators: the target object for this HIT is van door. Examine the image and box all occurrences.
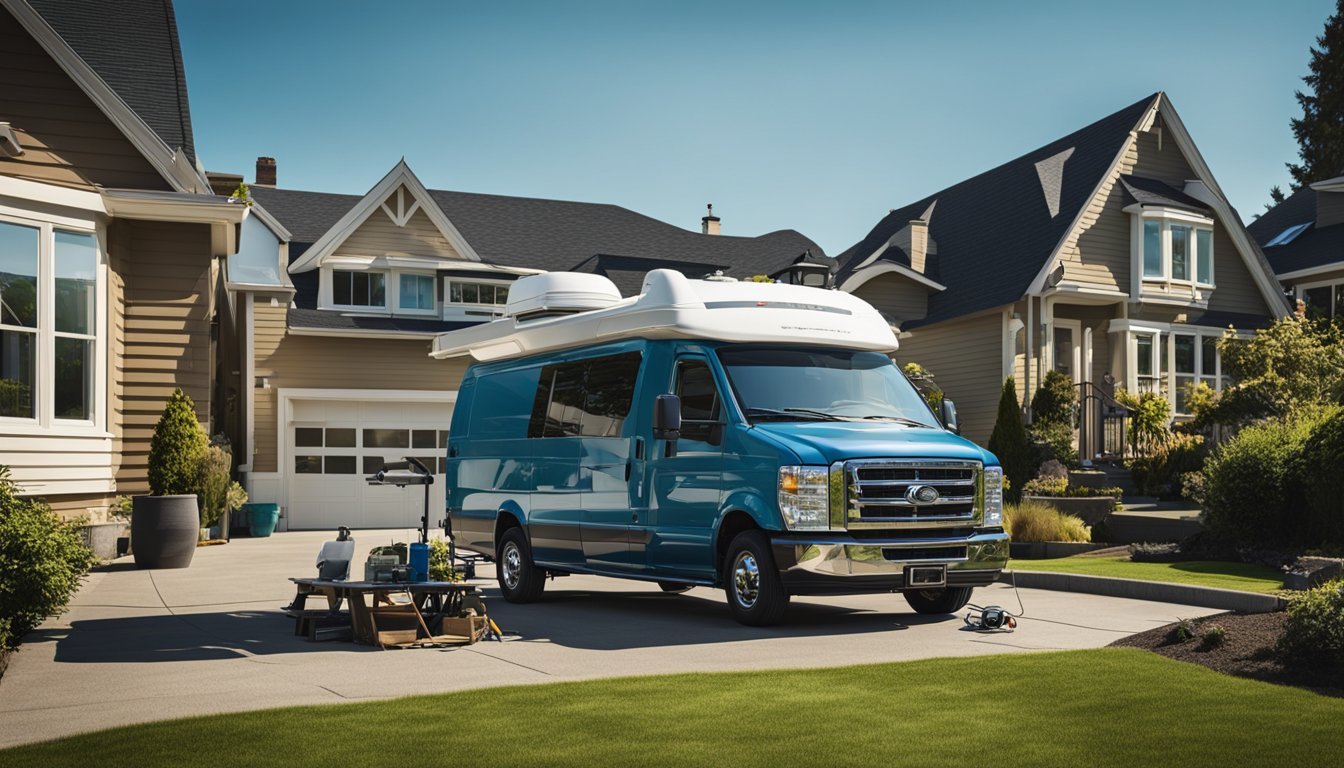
[643,354,725,579]
[525,361,585,567]
[578,351,643,571]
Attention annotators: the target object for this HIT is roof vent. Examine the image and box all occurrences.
[505,273,622,320]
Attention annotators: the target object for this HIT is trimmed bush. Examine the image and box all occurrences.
[147,388,207,497]
[1003,500,1091,543]
[0,468,96,647]
[1030,369,1077,427]
[1129,434,1206,499]
[197,444,247,529]
[1299,408,1344,550]
[1277,578,1344,685]
[988,378,1031,503]
[1030,421,1080,470]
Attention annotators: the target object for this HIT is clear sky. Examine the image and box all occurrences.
[176,0,1333,256]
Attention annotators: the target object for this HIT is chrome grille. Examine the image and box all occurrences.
[845,459,981,528]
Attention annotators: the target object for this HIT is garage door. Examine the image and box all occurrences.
[286,398,453,530]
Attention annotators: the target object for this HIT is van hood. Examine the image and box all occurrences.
[750,421,997,466]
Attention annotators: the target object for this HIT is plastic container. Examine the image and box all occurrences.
[245,503,281,538]
[409,542,430,582]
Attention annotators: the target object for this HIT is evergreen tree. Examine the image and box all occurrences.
[147,389,208,496]
[1288,0,1344,189]
[987,377,1031,503]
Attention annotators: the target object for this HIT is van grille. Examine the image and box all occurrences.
[881,546,968,562]
[846,460,980,528]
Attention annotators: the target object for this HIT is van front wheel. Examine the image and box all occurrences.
[723,531,788,626]
[497,527,546,603]
[903,586,972,614]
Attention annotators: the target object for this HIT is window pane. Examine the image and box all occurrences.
[580,352,641,436]
[295,455,322,474]
[439,430,450,448]
[295,427,323,447]
[449,282,462,303]
[363,428,409,448]
[1160,335,1170,375]
[1201,336,1218,377]
[53,336,91,420]
[1174,335,1195,374]
[495,285,510,304]
[677,361,721,421]
[324,455,356,474]
[1304,286,1332,321]
[1171,225,1190,280]
[0,328,35,418]
[1175,376,1194,414]
[462,283,479,304]
[333,271,352,305]
[1052,327,1074,378]
[545,363,585,437]
[363,456,386,475]
[412,457,436,473]
[1196,229,1212,285]
[54,231,97,335]
[0,220,39,327]
[412,429,437,448]
[353,272,369,305]
[400,274,433,310]
[1335,283,1344,320]
[370,273,385,306]
[1143,220,1162,278]
[1136,335,1153,377]
[439,456,447,475]
[325,428,356,447]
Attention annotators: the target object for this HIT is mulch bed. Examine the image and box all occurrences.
[1111,611,1342,697]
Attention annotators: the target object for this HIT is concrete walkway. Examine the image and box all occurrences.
[0,530,1221,748]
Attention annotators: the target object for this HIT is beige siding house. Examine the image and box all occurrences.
[0,0,263,516]
[243,161,825,529]
[836,93,1289,454]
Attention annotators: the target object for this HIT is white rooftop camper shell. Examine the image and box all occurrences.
[429,269,899,363]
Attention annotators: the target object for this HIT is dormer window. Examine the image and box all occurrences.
[398,273,435,312]
[446,279,510,307]
[1140,216,1212,286]
[332,269,385,308]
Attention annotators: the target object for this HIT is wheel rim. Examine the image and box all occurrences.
[732,551,760,609]
[501,541,522,590]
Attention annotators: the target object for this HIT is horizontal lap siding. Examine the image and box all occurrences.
[335,201,461,260]
[1285,266,1344,288]
[895,311,1004,446]
[1206,226,1272,316]
[1064,139,1137,292]
[852,274,928,325]
[251,303,469,472]
[0,17,168,191]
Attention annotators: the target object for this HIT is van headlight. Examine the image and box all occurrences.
[779,465,830,531]
[982,466,1004,527]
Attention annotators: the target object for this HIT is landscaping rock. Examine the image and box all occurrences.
[1068,470,1109,489]
[1282,557,1344,591]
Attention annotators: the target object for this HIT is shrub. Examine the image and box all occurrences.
[147,389,208,497]
[196,444,247,529]
[1022,475,1067,497]
[1167,618,1197,644]
[0,468,96,647]
[1129,434,1206,498]
[1215,311,1344,425]
[1199,624,1227,651]
[1030,369,1077,427]
[1299,408,1344,550]
[1203,408,1337,550]
[1114,388,1171,457]
[1030,420,1080,470]
[428,538,463,582]
[988,378,1030,503]
[1277,578,1344,684]
[1003,500,1091,543]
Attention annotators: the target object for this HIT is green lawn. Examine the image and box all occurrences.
[1010,556,1284,593]
[4,649,1340,767]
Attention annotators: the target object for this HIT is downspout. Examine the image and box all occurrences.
[1024,296,1033,420]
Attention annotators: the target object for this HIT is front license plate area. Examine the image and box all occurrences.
[905,565,946,588]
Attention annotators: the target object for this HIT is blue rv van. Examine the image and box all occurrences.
[432,270,1009,625]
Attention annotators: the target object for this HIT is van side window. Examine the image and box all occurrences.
[676,360,722,444]
[528,352,641,438]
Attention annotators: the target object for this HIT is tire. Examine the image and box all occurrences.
[903,586,973,614]
[496,527,546,603]
[722,530,789,626]
[658,582,693,594]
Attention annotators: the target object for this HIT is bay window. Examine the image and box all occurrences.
[0,217,101,426]
[1135,211,1214,292]
[1128,326,1225,416]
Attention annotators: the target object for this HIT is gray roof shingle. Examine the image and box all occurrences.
[1247,186,1341,276]
[28,0,196,164]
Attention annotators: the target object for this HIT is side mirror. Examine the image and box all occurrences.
[940,399,960,435]
[653,394,682,441]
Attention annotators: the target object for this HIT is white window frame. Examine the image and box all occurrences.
[0,209,106,435]
[1295,278,1344,321]
[1121,322,1230,417]
[1130,208,1215,301]
[326,266,388,313]
[442,277,511,318]
[392,270,437,316]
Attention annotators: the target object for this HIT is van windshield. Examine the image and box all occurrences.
[716,346,939,427]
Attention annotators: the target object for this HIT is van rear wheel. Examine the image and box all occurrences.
[723,530,788,626]
[658,582,693,594]
[497,527,546,603]
[903,586,972,614]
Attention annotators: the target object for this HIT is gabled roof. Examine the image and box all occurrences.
[1247,185,1342,278]
[835,94,1158,325]
[26,0,196,165]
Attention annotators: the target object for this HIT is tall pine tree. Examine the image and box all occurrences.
[1288,0,1344,189]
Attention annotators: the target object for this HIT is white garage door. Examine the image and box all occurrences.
[286,398,453,530]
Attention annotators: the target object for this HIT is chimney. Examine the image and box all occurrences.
[255,156,277,187]
[909,219,928,274]
[701,203,720,236]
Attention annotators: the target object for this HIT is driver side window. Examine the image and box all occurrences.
[675,359,722,446]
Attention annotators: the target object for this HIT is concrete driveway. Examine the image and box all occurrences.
[0,529,1221,748]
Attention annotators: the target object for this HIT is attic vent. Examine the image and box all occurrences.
[1034,147,1075,218]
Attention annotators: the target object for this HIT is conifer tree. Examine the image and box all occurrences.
[987,377,1030,503]
[1288,0,1344,189]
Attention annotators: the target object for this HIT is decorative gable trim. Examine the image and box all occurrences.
[288,159,482,274]
[839,260,946,293]
[1,0,208,194]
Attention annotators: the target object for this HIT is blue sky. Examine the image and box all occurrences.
[177,0,1332,256]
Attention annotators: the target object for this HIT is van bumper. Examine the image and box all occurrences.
[770,531,1010,596]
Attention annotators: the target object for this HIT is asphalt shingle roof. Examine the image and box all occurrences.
[1247,186,1343,276]
[28,0,197,164]
[1119,175,1209,213]
[835,94,1159,326]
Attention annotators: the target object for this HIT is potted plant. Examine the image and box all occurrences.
[197,441,247,541]
[132,389,207,569]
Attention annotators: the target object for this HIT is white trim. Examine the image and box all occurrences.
[0,176,106,213]
[1122,203,1215,226]
[240,293,255,473]
[839,260,947,293]
[1309,175,1344,192]
[247,202,293,242]
[286,327,441,341]
[1277,263,1344,282]
[100,189,247,257]
[0,0,208,194]
[289,160,483,274]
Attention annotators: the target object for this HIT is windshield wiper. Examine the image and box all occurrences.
[745,407,846,422]
[860,415,936,428]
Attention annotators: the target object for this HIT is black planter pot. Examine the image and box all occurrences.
[131,495,199,569]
